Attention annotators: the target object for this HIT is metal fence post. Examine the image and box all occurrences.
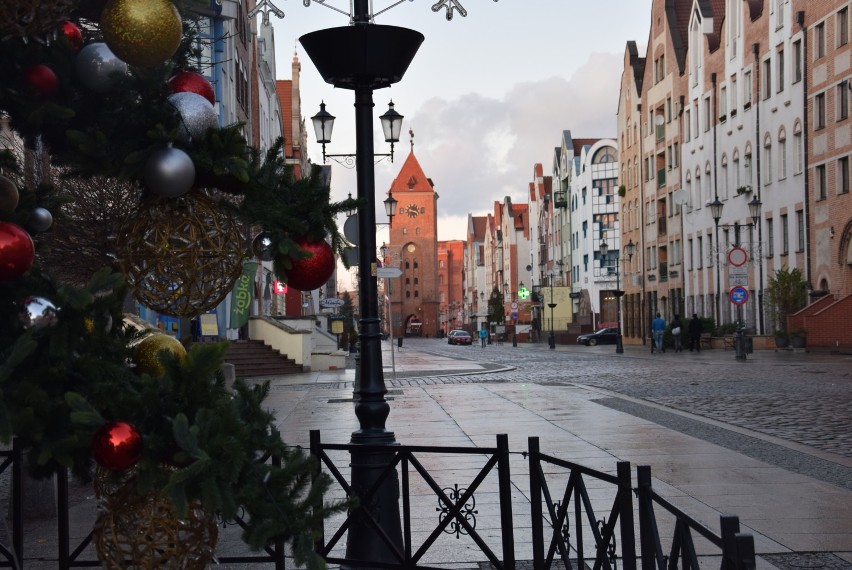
[735,533,756,570]
[496,434,515,569]
[617,461,637,570]
[720,515,741,570]
[11,437,23,568]
[636,465,657,570]
[309,429,325,556]
[57,468,69,570]
[528,437,544,569]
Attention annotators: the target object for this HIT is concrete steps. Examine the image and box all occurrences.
[225,340,303,377]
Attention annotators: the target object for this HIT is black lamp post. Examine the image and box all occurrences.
[548,270,557,350]
[600,239,633,354]
[709,196,724,328]
[300,7,423,565]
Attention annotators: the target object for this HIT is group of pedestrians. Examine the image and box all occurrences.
[650,313,704,353]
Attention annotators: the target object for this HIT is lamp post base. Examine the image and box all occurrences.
[616,336,624,354]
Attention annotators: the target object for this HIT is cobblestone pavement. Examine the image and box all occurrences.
[391,339,852,462]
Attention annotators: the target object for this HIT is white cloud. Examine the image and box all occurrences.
[400,51,623,240]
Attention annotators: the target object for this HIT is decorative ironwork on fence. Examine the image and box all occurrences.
[0,433,757,570]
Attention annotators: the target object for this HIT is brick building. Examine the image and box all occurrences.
[386,150,440,337]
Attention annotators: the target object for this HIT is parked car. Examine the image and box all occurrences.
[576,327,620,346]
[447,330,472,345]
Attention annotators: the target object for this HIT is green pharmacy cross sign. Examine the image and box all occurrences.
[517,286,530,300]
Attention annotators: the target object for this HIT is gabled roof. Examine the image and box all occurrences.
[627,40,646,94]
[389,151,434,194]
[572,138,600,157]
[470,215,487,241]
[665,0,692,74]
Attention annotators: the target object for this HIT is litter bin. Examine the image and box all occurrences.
[397,336,403,349]
[744,335,753,354]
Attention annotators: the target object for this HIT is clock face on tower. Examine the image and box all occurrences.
[404,203,421,218]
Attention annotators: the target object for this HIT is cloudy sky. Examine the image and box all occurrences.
[269,0,653,241]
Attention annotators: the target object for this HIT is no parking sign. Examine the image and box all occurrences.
[729,285,749,305]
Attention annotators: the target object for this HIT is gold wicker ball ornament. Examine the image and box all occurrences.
[100,0,182,67]
[93,468,218,570]
[132,334,186,377]
[119,192,245,318]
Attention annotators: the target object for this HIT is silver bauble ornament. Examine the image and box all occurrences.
[0,176,19,216]
[144,147,196,198]
[252,232,275,262]
[19,297,59,331]
[75,42,128,93]
[28,207,53,232]
[167,92,218,145]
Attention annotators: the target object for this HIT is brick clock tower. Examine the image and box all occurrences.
[387,149,439,338]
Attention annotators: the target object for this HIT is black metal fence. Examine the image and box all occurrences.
[1,433,756,569]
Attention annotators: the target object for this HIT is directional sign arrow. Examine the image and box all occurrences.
[376,266,403,278]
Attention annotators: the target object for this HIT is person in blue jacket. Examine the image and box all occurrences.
[651,313,666,353]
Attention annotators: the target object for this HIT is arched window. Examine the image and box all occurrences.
[721,153,729,198]
[778,127,787,180]
[732,148,741,189]
[763,133,773,185]
[593,146,618,163]
[793,120,803,174]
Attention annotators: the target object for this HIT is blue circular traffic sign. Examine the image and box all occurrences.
[729,286,749,306]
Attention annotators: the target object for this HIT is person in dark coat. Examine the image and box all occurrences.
[688,314,703,352]
[671,314,683,352]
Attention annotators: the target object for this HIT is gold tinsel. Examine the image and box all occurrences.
[93,468,218,570]
[0,0,79,41]
[119,192,245,318]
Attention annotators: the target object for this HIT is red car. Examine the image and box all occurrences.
[447,330,472,345]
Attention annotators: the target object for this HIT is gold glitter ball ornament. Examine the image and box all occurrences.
[119,192,245,318]
[132,334,186,377]
[100,0,182,68]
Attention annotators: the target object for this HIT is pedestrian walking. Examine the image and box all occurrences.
[651,313,666,353]
[688,313,703,352]
[671,314,683,352]
[478,327,488,348]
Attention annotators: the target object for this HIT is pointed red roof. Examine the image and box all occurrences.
[388,151,433,195]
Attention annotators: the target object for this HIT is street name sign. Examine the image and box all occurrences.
[320,298,345,308]
[377,267,403,278]
[728,265,748,287]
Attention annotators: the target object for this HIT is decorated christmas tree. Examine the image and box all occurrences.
[0,0,354,566]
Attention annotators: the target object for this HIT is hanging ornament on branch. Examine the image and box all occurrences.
[91,421,143,472]
[284,238,336,291]
[132,333,186,377]
[0,222,35,280]
[75,42,128,93]
[168,71,216,106]
[118,192,244,317]
[167,92,219,145]
[19,296,60,331]
[28,207,54,233]
[0,176,19,217]
[144,145,195,198]
[100,0,182,68]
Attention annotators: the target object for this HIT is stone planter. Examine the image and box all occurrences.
[774,334,790,349]
[791,335,806,349]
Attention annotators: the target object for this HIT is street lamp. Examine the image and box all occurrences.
[708,196,763,359]
[709,196,724,328]
[300,9,423,564]
[548,268,557,350]
[311,100,406,165]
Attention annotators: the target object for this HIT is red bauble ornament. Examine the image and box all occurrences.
[168,70,216,106]
[285,239,336,291]
[61,21,83,51]
[0,222,35,280]
[23,64,59,98]
[91,421,143,472]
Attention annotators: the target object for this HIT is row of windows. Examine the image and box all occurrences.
[814,155,851,200]
[814,80,850,129]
